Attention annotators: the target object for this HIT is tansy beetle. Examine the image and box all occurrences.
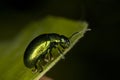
[24,32,78,72]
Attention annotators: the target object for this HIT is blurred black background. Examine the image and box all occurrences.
[0,0,120,80]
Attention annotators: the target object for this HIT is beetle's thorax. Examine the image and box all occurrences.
[49,34,61,43]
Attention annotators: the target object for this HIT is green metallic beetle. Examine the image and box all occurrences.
[24,32,78,72]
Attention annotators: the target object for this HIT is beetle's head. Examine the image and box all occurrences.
[60,35,70,48]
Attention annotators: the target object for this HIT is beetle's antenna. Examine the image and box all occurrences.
[69,32,79,40]
[69,28,91,40]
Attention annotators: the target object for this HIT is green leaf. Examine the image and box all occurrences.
[0,16,88,80]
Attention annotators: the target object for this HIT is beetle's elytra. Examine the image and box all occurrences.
[24,33,78,72]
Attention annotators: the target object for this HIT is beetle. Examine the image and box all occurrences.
[24,32,78,72]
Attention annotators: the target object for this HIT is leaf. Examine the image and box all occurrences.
[0,16,88,80]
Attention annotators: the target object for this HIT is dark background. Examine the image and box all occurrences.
[0,0,120,80]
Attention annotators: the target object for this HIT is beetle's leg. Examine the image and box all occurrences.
[32,66,37,73]
[44,45,54,62]
[49,47,54,60]
[60,44,65,49]
[57,47,65,59]
[59,44,66,52]
[53,44,65,59]
[44,49,51,62]
[45,42,59,62]
[35,60,43,72]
